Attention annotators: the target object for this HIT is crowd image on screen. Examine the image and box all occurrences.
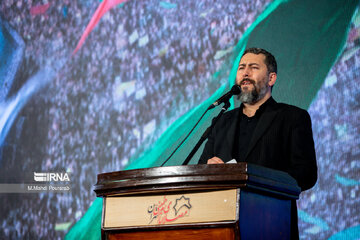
[0,0,272,238]
[297,20,360,239]
[1,1,359,239]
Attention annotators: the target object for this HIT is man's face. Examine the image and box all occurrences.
[236,53,271,104]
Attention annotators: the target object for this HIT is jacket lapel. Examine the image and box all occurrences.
[244,98,279,159]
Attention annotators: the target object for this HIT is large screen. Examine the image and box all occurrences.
[0,0,359,239]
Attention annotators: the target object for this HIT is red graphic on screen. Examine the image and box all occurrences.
[147,195,191,224]
[73,0,128,54]
[30,3,50,16]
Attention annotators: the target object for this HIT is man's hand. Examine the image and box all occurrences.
[207,157,225,164]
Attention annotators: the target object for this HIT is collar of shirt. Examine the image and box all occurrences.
[239,96,274,119]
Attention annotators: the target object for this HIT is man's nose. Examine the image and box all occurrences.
[243,67,250,77]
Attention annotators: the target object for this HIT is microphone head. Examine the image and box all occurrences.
[230,85,241,95]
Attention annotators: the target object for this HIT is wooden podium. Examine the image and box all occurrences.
[94,163,300,240]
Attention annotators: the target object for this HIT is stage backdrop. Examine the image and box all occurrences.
[0,0,359,239]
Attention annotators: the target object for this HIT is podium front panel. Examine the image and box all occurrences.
[104,189,238,229]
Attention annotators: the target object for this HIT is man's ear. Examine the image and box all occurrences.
[268,72,277,87]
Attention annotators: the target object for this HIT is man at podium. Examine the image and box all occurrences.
[198,47,317,239]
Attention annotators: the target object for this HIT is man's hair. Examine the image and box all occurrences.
[242,48,277,74]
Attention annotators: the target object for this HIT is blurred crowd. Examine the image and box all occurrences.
[1,0,358,238]
[0,0,271,238]
[298,20,360,239]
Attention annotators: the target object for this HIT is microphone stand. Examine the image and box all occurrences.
[182,100,230,165]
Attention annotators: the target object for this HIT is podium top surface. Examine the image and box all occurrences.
[94,163,300,199]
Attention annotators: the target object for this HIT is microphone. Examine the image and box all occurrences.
[208,85,241,109]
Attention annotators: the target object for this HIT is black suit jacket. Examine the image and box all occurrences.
[199,97,317,191]
[199,97,317,238]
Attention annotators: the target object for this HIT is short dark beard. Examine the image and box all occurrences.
[237,78,268,104]
[238,88,259,103]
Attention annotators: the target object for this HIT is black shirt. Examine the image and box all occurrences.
[232,97,273,162]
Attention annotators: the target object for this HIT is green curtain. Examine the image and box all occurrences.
[65,0,358,239]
